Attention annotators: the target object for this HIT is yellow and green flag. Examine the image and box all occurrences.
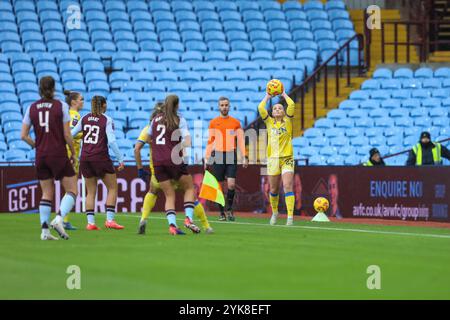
[199,170,225,206]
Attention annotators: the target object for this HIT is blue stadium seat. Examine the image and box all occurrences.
[370,90,390,101]
[394,68,414,79]
[361,79,380,90]
[9,140,32,152]
[411,89,430,99]
[307,10,328,22]
[373,68,392,79]
[422,78,441,89]
[335,118,354,129]
[330,136,349,147]
[434,67,450,78]
[286,11,307,22]
[429,107,448,118]
[303,127,323,139]
[133,18,154,30]
[349,90,369,101]
[304,1,324,12]
[237,0,260,12]
[312,20,333,32]
[4,149,27,161]
[421,97,441,108]
[338,100,358,111]
[268,20,290,33]
[414,67,433,79]
[315,118,334,129]
[181,30,203,42]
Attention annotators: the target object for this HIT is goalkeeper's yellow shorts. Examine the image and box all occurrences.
[150,167,181,191]
[267,156,295,176]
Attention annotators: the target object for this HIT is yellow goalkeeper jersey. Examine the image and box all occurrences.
[137,125,155,175]
[68,109,82,158]
[258,95,295,158]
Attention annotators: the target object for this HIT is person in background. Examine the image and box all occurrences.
[148,95,201,235]
[63,90,84,230]
[71,96,125,230]
[21,76,77,240]
[134,103,213,235]
[258,91,296,226]
[204,96,248,222]
[327,174,341,219]
[293,173,303,215]
[406,131,450,166]
[363,148,386,166]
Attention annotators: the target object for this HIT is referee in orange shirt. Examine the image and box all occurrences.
[204,96,248,221]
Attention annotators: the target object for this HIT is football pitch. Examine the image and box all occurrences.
[1,213,450,300]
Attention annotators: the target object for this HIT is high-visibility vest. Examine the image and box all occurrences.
[412,142,442,165]
[363,160,373,166]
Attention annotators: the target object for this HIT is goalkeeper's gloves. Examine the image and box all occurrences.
[138,168,150,183]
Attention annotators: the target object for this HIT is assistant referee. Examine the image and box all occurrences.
[204,96,248,221]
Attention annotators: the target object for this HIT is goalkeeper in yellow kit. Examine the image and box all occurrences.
[63,90,84,230]
[134,103,213,235]
[258,89,296,226]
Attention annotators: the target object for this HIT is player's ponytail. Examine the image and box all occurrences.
[162,95,180,131]
[64,90,80,108]
[150,102,164,121]
[39,76,55,100]
[91,96,106,117]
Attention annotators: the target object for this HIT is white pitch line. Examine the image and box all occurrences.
[119,214,450,240]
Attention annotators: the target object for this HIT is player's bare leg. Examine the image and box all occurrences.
[179,174,200,234]
[226,177,236,221]
[268,175,281,226]
[160,179,185,235]
[103,173,124,229]
[63,166,79,230]
[53,175,77,236]
[178,180,212,233]
[39,179,58,240]
[282,172,295,226]
[85,176,100,230]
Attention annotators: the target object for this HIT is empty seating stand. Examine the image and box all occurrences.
[296,67,450,165]
[0,0,356,164]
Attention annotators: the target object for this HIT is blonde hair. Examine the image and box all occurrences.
[91,96,106,116]
[64,90,81,108]
[150,102,164,121]
[162,95,180,131]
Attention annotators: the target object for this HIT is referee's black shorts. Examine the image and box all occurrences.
[210,151,237,182]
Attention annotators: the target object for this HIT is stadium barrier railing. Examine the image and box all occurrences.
[246,33,366,132]
[365,0,450,63]
[290,33,365,130]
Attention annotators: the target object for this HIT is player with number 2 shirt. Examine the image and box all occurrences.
[148,95,201,235]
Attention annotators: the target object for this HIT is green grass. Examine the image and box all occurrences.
[1,213,450,300]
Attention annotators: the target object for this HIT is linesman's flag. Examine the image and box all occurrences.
[199,170,225,206]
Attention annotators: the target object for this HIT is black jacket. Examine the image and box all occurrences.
[406,142,450,166]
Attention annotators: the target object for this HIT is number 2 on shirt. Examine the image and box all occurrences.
[156,124,166,145]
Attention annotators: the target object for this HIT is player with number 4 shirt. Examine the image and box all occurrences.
[21,76,77,241]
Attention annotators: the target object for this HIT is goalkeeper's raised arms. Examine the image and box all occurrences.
[258,91,295,121]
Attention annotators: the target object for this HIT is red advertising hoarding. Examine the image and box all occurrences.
[1,165,449,222]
